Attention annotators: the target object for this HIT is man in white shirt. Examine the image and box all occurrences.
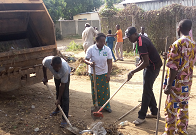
[139,27,148,37]
[82,23,97,53]
[42,56,71,128]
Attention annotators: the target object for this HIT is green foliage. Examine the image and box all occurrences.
[43,0,66,22]
[75,63,87,76]
[62,0,104,20]
[105,0,114,8]
[99,7,117,17]
[66,41,83,51]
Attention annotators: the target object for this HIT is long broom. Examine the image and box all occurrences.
[155,37,168,135]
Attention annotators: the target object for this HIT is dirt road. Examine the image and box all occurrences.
[0,39,196,135]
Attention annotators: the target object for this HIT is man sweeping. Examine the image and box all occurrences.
[42,56,71,128]
[124,27,162,125]
[163,19,196,135]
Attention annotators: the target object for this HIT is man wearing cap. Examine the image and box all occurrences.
[82,23,97,53]
[125,27,162,125]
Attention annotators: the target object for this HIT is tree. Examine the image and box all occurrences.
[105,0,114,8]
[43,0,66,22]
[62,0,103,20]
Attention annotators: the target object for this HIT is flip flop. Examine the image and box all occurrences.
[60,122,67,128]
[50,111,60,116]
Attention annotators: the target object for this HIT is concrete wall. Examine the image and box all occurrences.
[55,20,100,37]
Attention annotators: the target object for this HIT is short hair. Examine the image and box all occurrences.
[108,30,112,34]
[179,19,192,32]
[52,56,62,65]
[96,33,106,41]
[116,24,120,28]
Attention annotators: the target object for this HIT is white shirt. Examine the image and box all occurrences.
[139,33,148,37]
[86,45,112,75]
[42,56,71,83]
[82,27,97,46]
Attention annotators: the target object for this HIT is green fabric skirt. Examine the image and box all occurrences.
[90,73,110,109]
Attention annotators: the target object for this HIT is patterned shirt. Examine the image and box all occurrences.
[164,36,196,102]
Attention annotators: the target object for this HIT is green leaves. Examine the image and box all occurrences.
[43,0,66,22]
[43,0,103,21]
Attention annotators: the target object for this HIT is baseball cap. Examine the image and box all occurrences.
[123,27,137,39]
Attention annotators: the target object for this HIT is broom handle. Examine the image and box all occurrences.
[115,103,142,123]
[93,63,98,107]
[155,37,168,135]
[46,83,73,128]
[98,80,127,112]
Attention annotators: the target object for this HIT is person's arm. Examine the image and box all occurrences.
[164,68,177,94]
[85,58,95,67]
[56,83,66,106]
[127,54,149,81]
[106,59,112,82]
[42,66,48,85]
[107,33,117,37]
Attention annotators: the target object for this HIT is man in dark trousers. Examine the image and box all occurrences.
[42,56,71,128]
[124,27,162,125]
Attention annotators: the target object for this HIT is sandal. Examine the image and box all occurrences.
[50,111,60,116]
[133,118,146,125]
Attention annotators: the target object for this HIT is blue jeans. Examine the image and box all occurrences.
[138,68,160,119]
[108,44,116,60]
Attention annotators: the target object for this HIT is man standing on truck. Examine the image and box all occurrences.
[42,56,71,128]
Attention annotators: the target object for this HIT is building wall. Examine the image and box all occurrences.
[55,20,100,37]
[135,0,196,11]
[73,12,99,20]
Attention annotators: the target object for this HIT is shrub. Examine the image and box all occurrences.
[66,41,83,51]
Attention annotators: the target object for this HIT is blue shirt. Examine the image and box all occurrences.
[106,37,115,46]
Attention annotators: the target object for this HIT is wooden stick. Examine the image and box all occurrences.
[46,83,73,128]
[155,37,168,135]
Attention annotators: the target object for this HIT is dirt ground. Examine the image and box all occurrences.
[0,39,196,135]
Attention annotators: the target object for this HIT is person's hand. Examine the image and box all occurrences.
[127,71,134,81]
[106,74,110,82]
[55,99,61,106]
[90,62,95,67]
[162,52,168,60]
[42,78,48,85]
[164,85,171,95]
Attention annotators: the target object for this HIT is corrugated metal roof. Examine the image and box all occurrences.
[120,0,159,4]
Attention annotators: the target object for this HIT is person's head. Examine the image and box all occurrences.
[124,27,138,43]
[177,19,192,37]
[141,27,145,34]
[85,23,90,27]
[116,24,120,30]
[51,56,62,72]
[96,33,106,48]
[108,30,112,34]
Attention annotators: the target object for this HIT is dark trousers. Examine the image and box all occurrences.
[54,74,70,120]
[138,68,160,119]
